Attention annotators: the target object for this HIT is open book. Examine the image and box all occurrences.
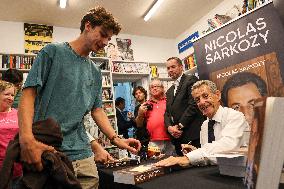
[244,97,284,189]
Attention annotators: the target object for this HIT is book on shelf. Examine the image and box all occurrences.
[150,66,158,78]
[102,102,114,116]
[102,89,112,101]
[135,63,148,74]
[112,62,123,73]
[112,61,148,74]
[91,57,109,71]
[102,75,111,86]
[0,54,35,70]
[244,97,284,189]
[90,49,107,57]
[113,164,170,185]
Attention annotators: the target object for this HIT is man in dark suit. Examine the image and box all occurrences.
[164,57,204,156]
[115,97,135,139]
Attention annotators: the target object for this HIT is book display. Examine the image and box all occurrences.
[111,60,150,84]
[0,53,35,70]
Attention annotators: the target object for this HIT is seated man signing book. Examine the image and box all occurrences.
[156,80,248,167]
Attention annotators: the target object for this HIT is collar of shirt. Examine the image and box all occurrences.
[174,73,183,86]
[116,107,123,113]
[207,105,223,123]
[148,96,166,104]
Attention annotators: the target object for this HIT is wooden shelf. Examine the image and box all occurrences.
[112,60,148,64]
[0,68,30,72]
[101,70,111,74]
[149,62,165,66]
[107,114,115,117]
[102,100,113,103]
[90,56,109,60]
[0,53,36,57]
[102,85,111,88]
[158,77,173,81]
[112,72,149,83]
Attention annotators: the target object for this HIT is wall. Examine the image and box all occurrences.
[0,21,176,63]
[175,0,243,60]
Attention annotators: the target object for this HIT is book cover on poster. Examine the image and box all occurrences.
[244,97,284,189]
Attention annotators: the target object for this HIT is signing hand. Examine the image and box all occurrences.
[155,156,190,167]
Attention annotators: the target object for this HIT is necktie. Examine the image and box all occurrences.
[208,119,216,143]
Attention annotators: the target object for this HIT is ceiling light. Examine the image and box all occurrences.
[59,0,67,9]
[144,0,164,22]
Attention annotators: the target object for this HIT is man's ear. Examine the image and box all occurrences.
[216,90,221,101]
[84,21,92,32]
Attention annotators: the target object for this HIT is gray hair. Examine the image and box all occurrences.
[150,78,164,88]
[191,80,218,93]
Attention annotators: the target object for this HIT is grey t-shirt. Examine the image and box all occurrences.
[24,42,102,161]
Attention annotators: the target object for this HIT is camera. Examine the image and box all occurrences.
[144,103,153,111]
[177,123,184,131]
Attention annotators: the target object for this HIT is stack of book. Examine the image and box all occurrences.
[113,164,169,185]
[214,148,248,177]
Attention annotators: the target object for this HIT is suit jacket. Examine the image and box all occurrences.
[116,108,135,138]
[164,74,204,143]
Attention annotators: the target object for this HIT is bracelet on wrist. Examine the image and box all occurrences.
[109,134,122,145]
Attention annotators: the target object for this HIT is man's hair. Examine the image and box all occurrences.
[0,80,15,93]
[80,6,121,34]
[115,97,125,106]
[132,86,147,99]
[192,80,218,94]
[2,69,23,84]
[167,57,182,65]
[221,72,268,106]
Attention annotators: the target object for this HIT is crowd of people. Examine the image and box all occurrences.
[0,5,267,189]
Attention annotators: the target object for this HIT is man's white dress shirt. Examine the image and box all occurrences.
[186,106,248,165]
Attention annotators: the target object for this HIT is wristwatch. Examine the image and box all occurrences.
[110,134,123,145]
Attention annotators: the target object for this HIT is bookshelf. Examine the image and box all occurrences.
[149,62,173,92]
[111,60,150,83]
[0,53,36,71]
[90,56,118,148]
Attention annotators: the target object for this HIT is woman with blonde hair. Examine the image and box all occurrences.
[0,80,22,177]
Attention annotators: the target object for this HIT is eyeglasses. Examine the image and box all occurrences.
[150,85,162,89]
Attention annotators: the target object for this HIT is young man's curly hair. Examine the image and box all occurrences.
[80,6,121,35]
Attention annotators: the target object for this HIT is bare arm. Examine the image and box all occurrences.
[91,140,114,163]
[91,107,117,138]
[91,107,141,153]
[135,104,147,127]
[18,88,36,141]
[18,88,54,171]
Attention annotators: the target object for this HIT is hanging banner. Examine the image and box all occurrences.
[193,3,284,189]
[178,31,199,54]
[24,23,53,54]
[194,2,284,97]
